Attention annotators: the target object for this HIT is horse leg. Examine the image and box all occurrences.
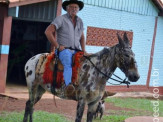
[87,102,99,122]
[23,84,45,122]
[34,85,46,104]
[75,99,85,122]
[23,96,35,122]
[29,85,46,122]
[23,84,37,122]
[23,100,30,122]
[99,109,103,120]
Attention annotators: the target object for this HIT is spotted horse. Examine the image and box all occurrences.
[23,33,140,122]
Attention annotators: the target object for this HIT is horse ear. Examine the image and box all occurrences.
[117,33,125,47]
[123,32,129,44]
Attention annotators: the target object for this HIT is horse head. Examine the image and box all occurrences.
[115,33,140,82]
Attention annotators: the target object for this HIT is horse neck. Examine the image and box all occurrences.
[95,47,117,78]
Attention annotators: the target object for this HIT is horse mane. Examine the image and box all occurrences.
[87,47,111,58]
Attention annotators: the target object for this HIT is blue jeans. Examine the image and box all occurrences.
[58,49,76,86]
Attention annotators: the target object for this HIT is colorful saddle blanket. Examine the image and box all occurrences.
[39,51,85,88]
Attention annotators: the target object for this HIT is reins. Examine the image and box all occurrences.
[57,47,130,88]
[84,56,130,88]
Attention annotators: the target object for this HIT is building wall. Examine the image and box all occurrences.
[0,0,62,93]
[81,0,159,16]
[61,0,162,87]
[80,5,157,86]
[150,16,163,87]
[0,4,12,93]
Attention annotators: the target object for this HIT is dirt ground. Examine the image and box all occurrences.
[2,84,161,121]
[0,95,135,121]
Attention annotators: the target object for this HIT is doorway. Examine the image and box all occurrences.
[7,19,50,85]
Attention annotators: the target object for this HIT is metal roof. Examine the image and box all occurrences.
[1,0,163,16]
[1,0,163,9]
[18,0,58,22]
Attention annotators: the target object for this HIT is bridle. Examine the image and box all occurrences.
[84,46,131,88]
[84,55,130,88]
[60,46,131,88]
[116,47,131,75]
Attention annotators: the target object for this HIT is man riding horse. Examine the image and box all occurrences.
[45,0,88,95]
[23,32,140,122]
[23,1,140,122]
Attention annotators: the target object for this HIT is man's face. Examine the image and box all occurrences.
[67,4,79,16]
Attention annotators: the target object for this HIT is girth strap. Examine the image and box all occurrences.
[51,50,59,94]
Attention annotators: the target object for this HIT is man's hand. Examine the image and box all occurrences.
[84,51,92,56]
[59,45,65,52]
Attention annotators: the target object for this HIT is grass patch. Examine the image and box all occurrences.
[93,115,128,122]
[0,111,70,122]
[105,98,163,116]
[1,98,162,122]
[93,98,163,121]
[108,110,151,116]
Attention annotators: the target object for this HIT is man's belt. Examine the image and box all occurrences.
[64,47,81,51]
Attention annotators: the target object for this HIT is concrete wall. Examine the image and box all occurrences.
[80,0,158,16]
[150,16,163,87]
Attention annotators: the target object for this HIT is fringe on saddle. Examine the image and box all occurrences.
[36,51,85,88]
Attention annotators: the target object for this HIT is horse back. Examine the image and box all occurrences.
[24,53,49,85]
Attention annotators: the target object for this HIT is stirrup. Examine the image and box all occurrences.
[51,86,56,94]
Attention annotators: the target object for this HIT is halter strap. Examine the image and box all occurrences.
[84,55,130,88]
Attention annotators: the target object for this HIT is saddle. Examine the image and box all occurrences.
[36,51,85,88]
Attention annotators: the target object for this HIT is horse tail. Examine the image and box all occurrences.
[102,91,116,99]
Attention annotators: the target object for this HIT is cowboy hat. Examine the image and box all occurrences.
[62,0,84,11]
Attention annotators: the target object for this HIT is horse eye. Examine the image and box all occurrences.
[125,54,130,58]
[135,62,138,67]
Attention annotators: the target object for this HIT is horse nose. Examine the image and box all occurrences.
[128,72,140,82]
[133,74,140,81]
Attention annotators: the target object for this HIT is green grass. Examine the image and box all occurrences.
[93,115,128,122]
[106,98,151,110]
[108,109,151,116]
[1,98,162,122]
[93,97,163,122]
[0,111,70,122]
[105,98,163,116]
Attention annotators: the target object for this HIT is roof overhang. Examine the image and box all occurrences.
[1,0,163,16]
[152,0,163,16]
[0,0,50,8]
[9,0,50,8]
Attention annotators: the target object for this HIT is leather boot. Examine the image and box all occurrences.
[64,84,75,97]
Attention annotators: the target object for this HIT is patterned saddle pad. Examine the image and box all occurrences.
[36,51,85,88]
